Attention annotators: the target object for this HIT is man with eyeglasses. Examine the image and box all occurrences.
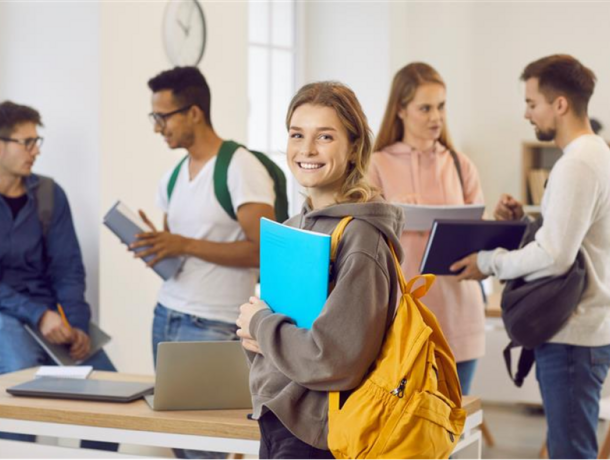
[135,66,276,460]
[0,101,117,451]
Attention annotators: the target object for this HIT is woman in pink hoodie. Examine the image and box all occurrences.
[369,62,485,394]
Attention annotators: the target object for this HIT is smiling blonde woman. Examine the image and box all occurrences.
[235,81,405,459]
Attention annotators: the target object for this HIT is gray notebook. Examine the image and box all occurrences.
[25,322,111,366]
[103,201,183,280]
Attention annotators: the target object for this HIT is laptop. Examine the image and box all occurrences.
[7,377,154,403]
[145,340,252,411]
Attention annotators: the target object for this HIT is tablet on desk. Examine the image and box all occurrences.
[420,219,528,275]
[7,377,154,403]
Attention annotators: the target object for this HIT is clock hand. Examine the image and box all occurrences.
[177,18,189,36]
[185,1,197,33]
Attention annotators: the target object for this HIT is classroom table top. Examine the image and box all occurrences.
[0,368,481,440]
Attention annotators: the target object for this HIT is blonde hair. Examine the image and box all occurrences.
[286,81,379,205]
[374,62,456,153]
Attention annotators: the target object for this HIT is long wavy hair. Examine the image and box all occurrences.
[374,62,456,153]
[286,81,378,205]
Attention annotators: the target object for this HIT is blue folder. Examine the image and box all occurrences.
[260,218,331,329]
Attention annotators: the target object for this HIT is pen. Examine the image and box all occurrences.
[57,304,72,330]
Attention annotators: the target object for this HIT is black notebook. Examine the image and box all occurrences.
[420,219,528,275]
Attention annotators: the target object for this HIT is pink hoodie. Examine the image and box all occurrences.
[369,141,486,362]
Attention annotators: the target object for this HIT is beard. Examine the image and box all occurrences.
[534,126,556,142]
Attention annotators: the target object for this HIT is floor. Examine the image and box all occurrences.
[482,403,610,459]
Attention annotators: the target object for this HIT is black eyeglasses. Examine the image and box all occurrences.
[0,136,44,151]
[148,105,193,128]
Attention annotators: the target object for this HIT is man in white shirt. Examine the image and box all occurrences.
[453,55,610,459]
[134,67,276,459]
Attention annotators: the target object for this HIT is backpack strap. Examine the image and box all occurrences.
[248,150,289,222]
[330,217,353,264]
[35,175,55,238]
[328,217,354,292]
[213,140,241,220]
[449,149,464,195]
[388,242,435,299]
[328,216,355,413]
[503,341,535,388]
[167,155,189,201]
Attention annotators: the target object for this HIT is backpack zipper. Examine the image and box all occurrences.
[390,378,407,398]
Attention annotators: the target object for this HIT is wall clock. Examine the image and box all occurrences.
[163,0,206,66]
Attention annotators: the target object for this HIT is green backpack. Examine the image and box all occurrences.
[167,140,289,222]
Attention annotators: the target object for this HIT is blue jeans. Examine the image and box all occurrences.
[0,311,118,451]
[152,303,238,459]
[535,343,610,459]
[456,359,477,396]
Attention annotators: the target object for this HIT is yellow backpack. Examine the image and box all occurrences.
[327,217,466,459]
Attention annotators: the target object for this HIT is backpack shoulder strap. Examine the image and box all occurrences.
[328,216,354,413]
[214,140,241,220]
[248,150,289,222]
[35,175,55,238]
[449,149,465,195]
[167,155,189,201]
[330,217,354,264]
[328,217,354,291]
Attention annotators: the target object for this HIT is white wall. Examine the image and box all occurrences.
[0,2,101,318]
[99,1,248,374]
[302,1,390,137]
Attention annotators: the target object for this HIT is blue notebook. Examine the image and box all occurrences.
[260,218,331,329]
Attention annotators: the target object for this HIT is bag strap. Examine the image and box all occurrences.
[213,140,241,220]
[327,217,355,412]
[35,175,55,238]
[503,341,535,388]
[167,155,189,201]
[330,217,353,264]
[449,149,464,195]
[328,217,354,292]
[248,150,290,222]
[387,242,435,299]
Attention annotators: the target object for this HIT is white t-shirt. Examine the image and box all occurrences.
[156,146,275,324]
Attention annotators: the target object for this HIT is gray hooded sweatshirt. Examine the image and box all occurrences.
[248,200,405,450]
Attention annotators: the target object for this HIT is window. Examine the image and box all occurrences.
[248,0,302,214]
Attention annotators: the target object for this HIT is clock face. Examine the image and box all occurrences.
[163,0,206,66]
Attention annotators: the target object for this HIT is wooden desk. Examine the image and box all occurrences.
[0,368,483,458]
